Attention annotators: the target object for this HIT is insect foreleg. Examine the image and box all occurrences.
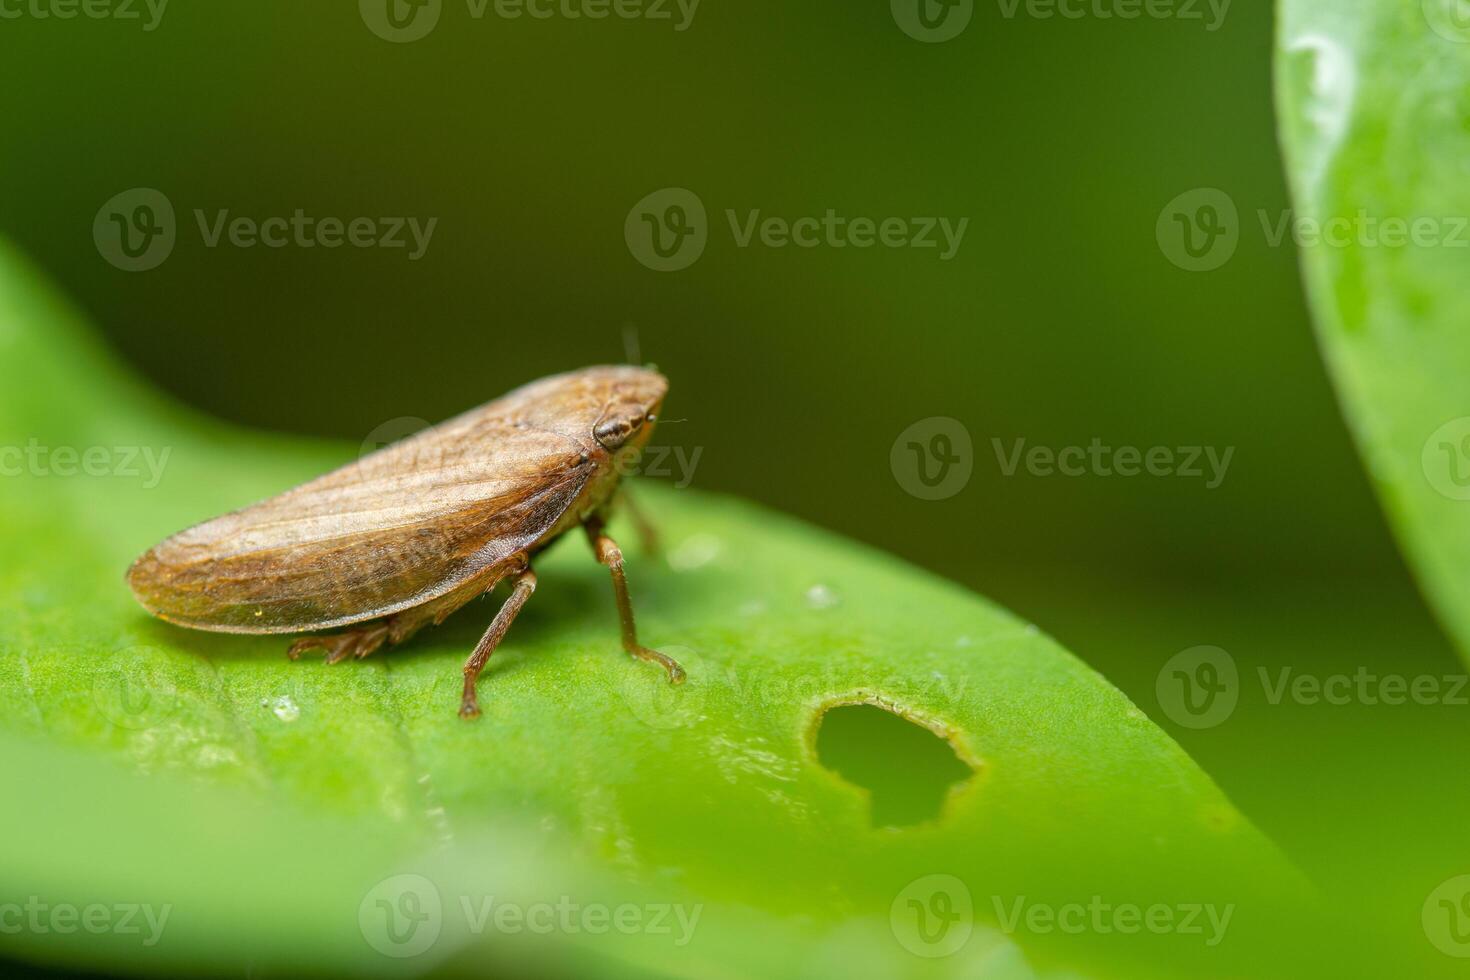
[459,567,538,720]
[584,519,685,685]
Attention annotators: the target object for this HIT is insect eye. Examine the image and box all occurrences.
[594,418,631,449]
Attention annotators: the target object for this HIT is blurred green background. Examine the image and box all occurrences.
[0,0,1382,586]
[2,0,1467,974]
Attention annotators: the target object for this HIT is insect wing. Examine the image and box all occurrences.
[128,411,590,633]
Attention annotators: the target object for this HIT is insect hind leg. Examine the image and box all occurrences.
[287,622,390,665]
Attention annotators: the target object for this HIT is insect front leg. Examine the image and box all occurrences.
[459,567,538,720]
[583,518,685,685]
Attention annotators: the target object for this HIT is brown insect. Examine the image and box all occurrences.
[127,366,684,719]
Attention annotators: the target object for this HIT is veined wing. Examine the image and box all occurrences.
[127,402,596,633]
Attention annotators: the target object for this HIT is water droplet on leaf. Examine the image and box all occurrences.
[805,584,840,609]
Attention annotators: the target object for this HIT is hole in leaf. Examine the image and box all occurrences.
[814,703,974,828]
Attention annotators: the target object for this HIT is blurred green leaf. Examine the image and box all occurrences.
[1277,0,1470,663]
[0,242,1311,978]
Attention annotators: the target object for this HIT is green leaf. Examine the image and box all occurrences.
[1277,1,1470,663]
[0,242,1311,978]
